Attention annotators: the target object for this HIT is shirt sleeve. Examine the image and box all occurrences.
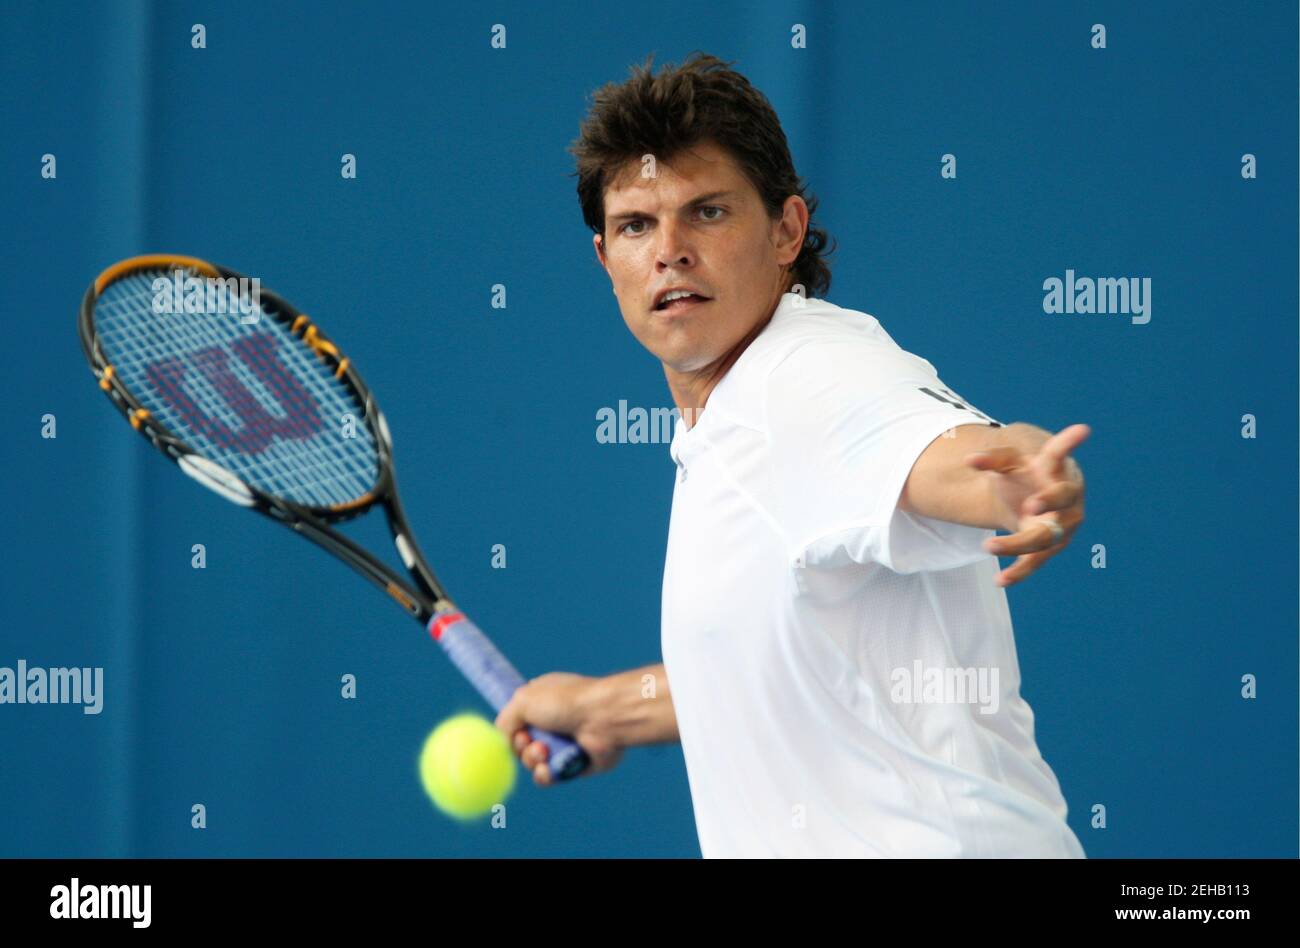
[764,337,1003,575]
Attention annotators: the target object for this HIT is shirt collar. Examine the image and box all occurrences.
[665,292,808,469]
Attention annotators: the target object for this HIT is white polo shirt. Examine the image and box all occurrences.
[660,292,1085,858]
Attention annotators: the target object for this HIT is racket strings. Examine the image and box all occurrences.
[95,269,379,508]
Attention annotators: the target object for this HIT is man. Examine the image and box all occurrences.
[496,52,1089,858]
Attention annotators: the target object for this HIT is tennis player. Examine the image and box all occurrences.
[496,53,1089,858]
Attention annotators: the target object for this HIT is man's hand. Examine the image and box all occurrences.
[965,423,1090,588]
[495,672,625,787]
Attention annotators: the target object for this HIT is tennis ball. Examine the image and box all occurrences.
[418,713,517,821]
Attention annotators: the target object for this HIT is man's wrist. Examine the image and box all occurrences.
[576,672,623,749]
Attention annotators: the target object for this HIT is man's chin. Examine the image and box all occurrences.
[657,348,719,375]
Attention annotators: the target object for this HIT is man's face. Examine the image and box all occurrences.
[594,140,805,374]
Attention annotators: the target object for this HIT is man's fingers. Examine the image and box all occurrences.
[986,516,1080,586]
[494,699,526,740]
[505,733,555,786]
[981,430,1088,587]
[1038,424,1091,471]
[995,550,1051,587]
[1024,480,1083,514]
[965,446,1023,473]
[984,518,1071,556]
[524,741,553,786]
[522,738,550,771]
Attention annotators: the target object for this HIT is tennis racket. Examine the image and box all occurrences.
[78,253,589,781]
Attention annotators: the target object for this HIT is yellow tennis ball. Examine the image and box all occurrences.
[418,713,517,821]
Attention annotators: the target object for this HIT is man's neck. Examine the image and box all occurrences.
[664,293,785,430]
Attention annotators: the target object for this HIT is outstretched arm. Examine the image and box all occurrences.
[900,421,1090,587]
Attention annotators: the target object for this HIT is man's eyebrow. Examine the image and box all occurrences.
[606,190,739,223]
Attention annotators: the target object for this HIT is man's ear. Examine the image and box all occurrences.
[593,233,617,296]
[777,195,809,267]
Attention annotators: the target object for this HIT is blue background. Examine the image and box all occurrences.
[0,0,1295,857]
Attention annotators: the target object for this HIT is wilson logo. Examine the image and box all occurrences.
[147,335,323,454]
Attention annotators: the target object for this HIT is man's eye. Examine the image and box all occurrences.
[618,208,722,235]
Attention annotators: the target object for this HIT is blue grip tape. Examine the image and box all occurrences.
[430,611,589,780]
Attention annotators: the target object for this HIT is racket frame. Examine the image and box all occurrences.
[79,255,448,623]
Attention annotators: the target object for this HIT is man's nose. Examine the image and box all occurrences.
[655,219,695,268]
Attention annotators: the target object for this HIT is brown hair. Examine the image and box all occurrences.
[569,52,834,298]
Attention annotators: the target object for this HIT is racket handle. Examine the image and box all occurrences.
[428,611,589,781]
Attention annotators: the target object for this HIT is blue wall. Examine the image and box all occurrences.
[0,0,1295,857]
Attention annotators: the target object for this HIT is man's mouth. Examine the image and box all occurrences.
[654,293,711,314]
